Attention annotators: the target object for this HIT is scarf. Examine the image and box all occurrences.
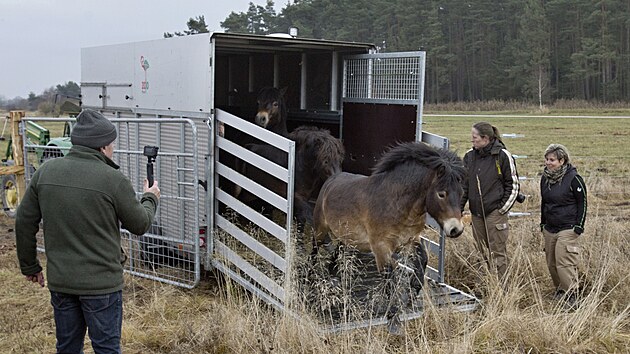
[544,164,568,188]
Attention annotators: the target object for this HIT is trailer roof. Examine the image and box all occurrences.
[211,32,376,54]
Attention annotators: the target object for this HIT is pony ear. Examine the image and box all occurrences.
[436,165,446,178]
[279,86,288,97]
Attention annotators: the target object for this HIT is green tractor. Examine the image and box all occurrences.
[1,120,73,217]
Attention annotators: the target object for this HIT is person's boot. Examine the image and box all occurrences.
[563,292,579,311]
[553,289,565,300]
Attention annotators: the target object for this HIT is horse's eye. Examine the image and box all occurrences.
[437,191,447,199]
[273,102,279,107]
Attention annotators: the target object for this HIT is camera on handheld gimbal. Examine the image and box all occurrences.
[143,146,159,187]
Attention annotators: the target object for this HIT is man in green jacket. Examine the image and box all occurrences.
[15,109,160,354]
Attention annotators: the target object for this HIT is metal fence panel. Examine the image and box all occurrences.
[22,115,203,289]
[343,51,426,105]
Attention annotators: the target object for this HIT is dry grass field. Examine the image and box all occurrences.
[0,110,628,353]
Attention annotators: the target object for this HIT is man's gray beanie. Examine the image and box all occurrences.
[71,109,117,148]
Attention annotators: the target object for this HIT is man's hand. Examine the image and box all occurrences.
[143,179,161,199]
[25,272,45,287]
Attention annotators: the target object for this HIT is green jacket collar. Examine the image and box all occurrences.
[68,145,120,170]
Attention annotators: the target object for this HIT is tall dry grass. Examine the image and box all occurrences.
[2,214,627,353]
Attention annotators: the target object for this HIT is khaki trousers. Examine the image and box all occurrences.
[471,209,509,280]
[543,228,580,292]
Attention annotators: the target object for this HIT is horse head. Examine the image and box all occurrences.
[255,87,288,136]
[371,143,465,240]
[425,152,466,238]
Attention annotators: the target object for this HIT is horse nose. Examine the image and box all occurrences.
[443,218,464,238]
[255,113,268,127]
[449,227,464,238]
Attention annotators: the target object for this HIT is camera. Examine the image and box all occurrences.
[143,146,159,187]
[516,193,527,203]
[143,145,159,159]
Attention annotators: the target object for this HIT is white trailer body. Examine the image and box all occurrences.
[81,34,212,112]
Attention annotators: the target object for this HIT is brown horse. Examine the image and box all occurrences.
[236,126,345,228]
[254,87,289,137]
[313,141,466,274]
[291,126,345,200]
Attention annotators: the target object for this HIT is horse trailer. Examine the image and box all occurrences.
[74,32,477,331]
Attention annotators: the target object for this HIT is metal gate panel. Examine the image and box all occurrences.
[343,51,426,104]
[212,108,296,310]
[110,112,203,289]
[21,118,71,186]
[343,51,426,143]
[21,115,204,289]
[341,51,426,176]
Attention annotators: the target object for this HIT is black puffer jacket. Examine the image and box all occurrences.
[461,139,520,217]
[540,165,588,234]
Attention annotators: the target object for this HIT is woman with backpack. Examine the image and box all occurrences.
[460,122,520,283]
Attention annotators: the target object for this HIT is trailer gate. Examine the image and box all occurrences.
[23,113,203,289]
[211,108,296,310]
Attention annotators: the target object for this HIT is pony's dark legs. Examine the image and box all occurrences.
[309,213,339,277]
[371,243,395,274]
[411,242,428,293]
[383,245,427,335]
[293,196,313,233]
[382,260,403,335]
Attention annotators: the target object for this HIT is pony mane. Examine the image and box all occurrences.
[372,142,465,182]
[290,126,345,168]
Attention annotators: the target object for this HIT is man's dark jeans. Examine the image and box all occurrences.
[50,290,122,354]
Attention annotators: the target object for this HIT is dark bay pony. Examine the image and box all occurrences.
[291,126,345,224]
[313,141,466,275]
[255,87,289,137]
[236,126,345,227]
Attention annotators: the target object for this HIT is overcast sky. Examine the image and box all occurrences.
[0,0,282,99]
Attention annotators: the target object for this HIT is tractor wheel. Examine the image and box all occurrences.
[2,174,19,218]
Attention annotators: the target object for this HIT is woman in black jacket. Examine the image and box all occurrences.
[461,122,520,282]
[540,143,587,309]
